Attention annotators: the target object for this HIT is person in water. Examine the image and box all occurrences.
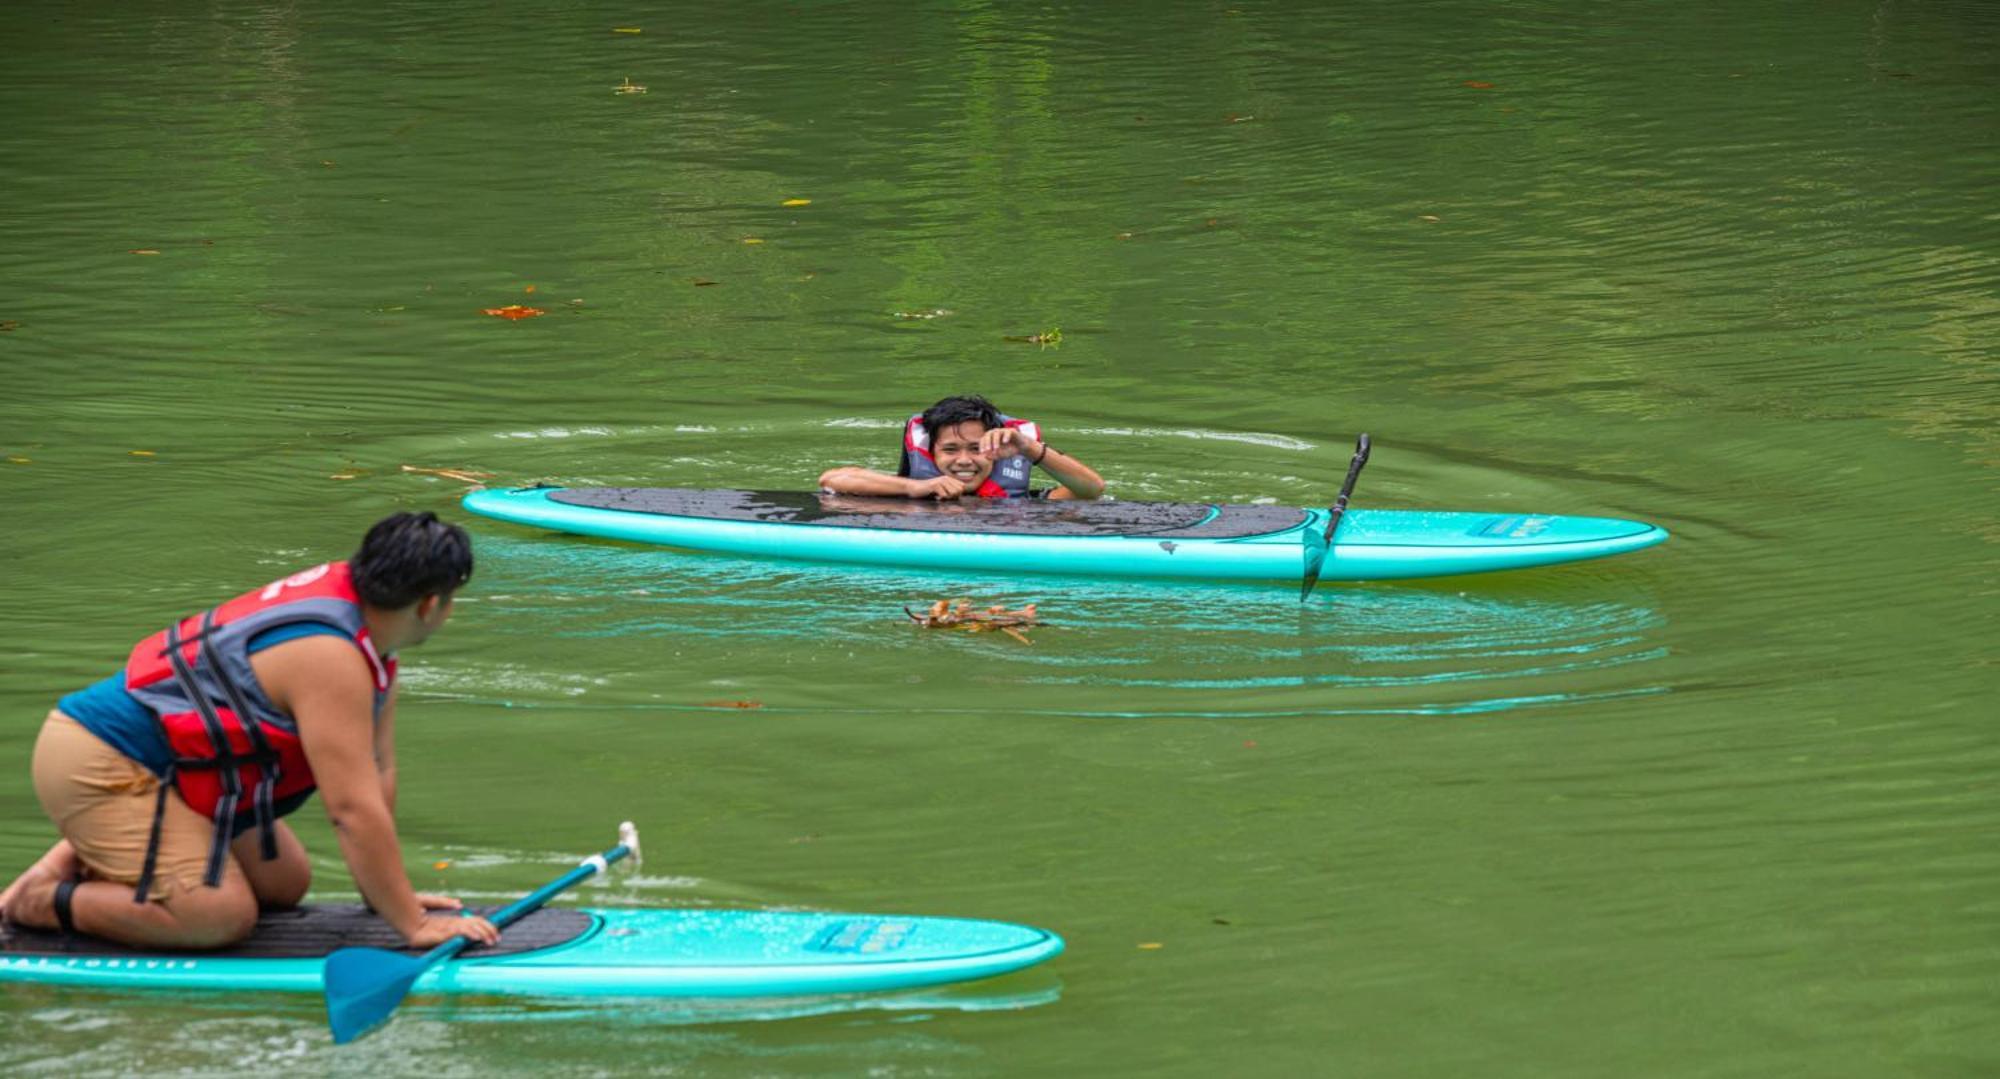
[818,394,1106,501]
[0,512,501,951]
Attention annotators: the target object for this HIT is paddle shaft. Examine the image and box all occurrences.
[1299,433,1372,600]
[416,842,632,966]
[1320,433,1372,544]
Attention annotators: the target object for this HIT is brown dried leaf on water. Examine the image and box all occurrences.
[614,77,647,95]
[482,305,544,319]
[692,278,719,287]
[130,249,161,256]
[906,599,1041,643]
[1463,80,1495,90]
[401,464,494,484]
[700,699,764,709]
[0,320,20,331]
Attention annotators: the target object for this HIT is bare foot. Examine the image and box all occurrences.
[0,863,62,929]
[0,842,81,926]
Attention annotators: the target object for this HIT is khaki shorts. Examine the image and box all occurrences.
[32,711,244,901]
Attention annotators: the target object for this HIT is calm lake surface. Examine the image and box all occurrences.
[3,1,1996,1074]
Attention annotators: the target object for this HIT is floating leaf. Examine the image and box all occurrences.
[613,27,642,33]
[432,860,452,870]
[128,450,155,457]
[524,284,537,294]
[741,237,764,244]
[401,464,493,484]
[700,699,764,709]
[0,320,19,331]
[6,456,30,465]
[614,77,647,95]
[1419,215,1442,222]
[329,470,363,481]
[781,198,811,207]
[320,160,336,168]
[1463,80,1495,89]
[1002,328,1062,349]
[691,278,718,286]
[130,249,160,256]
[907,599,1040,642]
[1138,942,1164,950]
[482,305,545,319]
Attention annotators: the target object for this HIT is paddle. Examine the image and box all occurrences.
[1299,433,1372,601]
[324,822,640,1045]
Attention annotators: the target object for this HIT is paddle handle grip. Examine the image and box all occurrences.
[418,842,632,964]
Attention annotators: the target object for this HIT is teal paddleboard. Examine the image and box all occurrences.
[0,905,1062,998]
[461,487,1667,582]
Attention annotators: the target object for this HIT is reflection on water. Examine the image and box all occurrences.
[0,975,1058,1072]
[435,533,1667,720]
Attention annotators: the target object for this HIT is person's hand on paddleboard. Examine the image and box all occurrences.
[416,892,465,912]
[908,475,967,500]
[977,426,1040,462]
[407,909,500,948]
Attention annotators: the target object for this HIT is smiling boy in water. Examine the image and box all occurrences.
[818,395,1105,501]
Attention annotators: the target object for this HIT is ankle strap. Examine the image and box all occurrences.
[53,879,78,935]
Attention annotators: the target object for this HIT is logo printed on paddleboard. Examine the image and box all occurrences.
[1475,515,1552,540]
[809,920,915,954]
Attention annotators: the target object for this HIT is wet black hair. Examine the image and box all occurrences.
[349,511,473,609]
[897,395,1004,477]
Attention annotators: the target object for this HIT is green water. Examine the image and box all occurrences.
[3,0,1996,1074]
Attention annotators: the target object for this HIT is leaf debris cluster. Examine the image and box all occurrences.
[906,599,1040,644]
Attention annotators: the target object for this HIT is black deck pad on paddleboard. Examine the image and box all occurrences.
[0,904,592,960]
[549,487,1309,539]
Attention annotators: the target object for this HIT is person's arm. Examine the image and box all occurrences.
[1035,445,1105,500]
[818,466,967,500]
[275,638,497,947]
[373,689,397,815]
[977,429,1105,500]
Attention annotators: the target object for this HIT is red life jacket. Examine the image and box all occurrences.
[123,562,394,900]
[900,414,1042,498]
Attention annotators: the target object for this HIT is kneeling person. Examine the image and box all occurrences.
[818,394,1105,501]
[0,512,500,951]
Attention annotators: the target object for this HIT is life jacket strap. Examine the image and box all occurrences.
[190,609,283,863]
[132,763,173,904]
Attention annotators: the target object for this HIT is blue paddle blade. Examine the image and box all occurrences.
[325,946,430,1044]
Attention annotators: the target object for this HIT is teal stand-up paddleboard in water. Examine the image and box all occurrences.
[0,826,1061,1007]
[460,486,1667,583]
[0,903,1061,999]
